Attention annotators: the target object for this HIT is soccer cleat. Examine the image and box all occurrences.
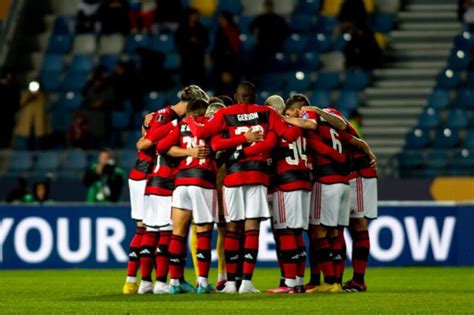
[138,281,153,294]
[179,280,196,293]
[265,287,295,294]
[304,282,319,291]
[343,280,368,292]
[238,280,260,294]
[153,281,170,294]
[197,284,214,294]
[169,285,182,295]
[122,282,138,294]
[216,280,227,291]
[220,281,237,294]
[306,282,342,293]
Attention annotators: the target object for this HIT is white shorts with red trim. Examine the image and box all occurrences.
[272,190,311,230]
[310,182,350,227]
[223,185,270,222]
[349,177,378,219]
[128,179,147,221]
[143,195,173,230]
[171,185,218,224]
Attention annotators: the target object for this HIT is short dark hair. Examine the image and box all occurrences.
[235,81,256,104]
[218,95,234,106]
[186,98,209,116]
[286,93,310,110]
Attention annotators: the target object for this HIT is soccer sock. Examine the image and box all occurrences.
[308,237,321,285]
[190,224,199,280]
[197,231,212,286]
[276,230,298,288]
[274,232,286,286]
[168,234,187,285]
[216,226,227,282]
[155,230,171,283]
[139,230,159,282]
[126,226,145,281]
[236,233,246,282]
[242,230,259,281]
[312,237,335,285]
[224,230,241,282]
[329,229,345,284]
[351,229,370,284]
[295,230,306,286]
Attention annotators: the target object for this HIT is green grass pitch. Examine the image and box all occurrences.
[0,267,473,314]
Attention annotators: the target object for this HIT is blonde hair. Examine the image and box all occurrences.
[265,95,285,114]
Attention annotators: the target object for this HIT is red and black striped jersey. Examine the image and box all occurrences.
[157,116,218,189]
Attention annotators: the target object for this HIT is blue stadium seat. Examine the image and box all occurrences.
[464,71,474,89]
[315,16,337,34]
[425,151,449,169]
[40,71,62,92]
[297,52,321,70]
[451,149,474,170]
[9,152,33,172]
[398,151,424,169]
[69,54,94,73]
[268,53,291,71]
[445,109,469,129]
[62,150,87,171]
[371,13,394,33]
[343,70,369,91]
[240,33,256,53]
[333,34,347,51]
[36,152,61,171]
[48,34,73,54]
[294,0,321,15]
[42,54,65,72]
[337,90,359,111]
[289,15,314,33]
[52,16,75,35]
[308,33,332,53]
[417,108,440,129]
[164,53,180,71]
[447,50,470,70]
[455,89,474,109]
[124,34,152,53]
[259,73,285,91]
[310,90,330,107]
[58,91,82,110]
[283,34,309,54]
[62,71,89,91]
[111,111,131,130]
[285,71,312,93]
[218,0,242,15]
[51,109,73,132]
[433,128,459,149]
[464,129,474,148]
[436,69,460,89]
[405,128,430,149]
[427,89,450,109]
[118,149,138,167]
[152,33,175,53]
[124,131,142,150]
[144,91,166,111]
[314,72,340,90]
[99,54,120,71]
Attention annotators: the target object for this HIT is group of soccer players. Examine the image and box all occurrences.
[122,82,377,295]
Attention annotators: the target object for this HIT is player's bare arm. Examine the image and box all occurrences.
[284,116,317,130]
[350,137,377,169]
[210,129,263,152]
[167,145,210,159]
[301,106,347,130]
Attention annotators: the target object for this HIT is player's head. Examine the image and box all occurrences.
[180,85,209,103]
[186,98,209,117]
[234,81,256,104]
[285,93,310,117]
[218,95,234,106]
[264,95,285,114]
[98,147,115,166]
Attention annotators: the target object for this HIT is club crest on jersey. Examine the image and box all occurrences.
[156,115,165,122]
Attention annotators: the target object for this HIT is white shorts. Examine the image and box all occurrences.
[310,182,350,227]
[272,190,311,230]
[171,186,219,224]
[223,185,270,222]
[128,179,147,221]
[143,195,173,230]
[350,177,378,219]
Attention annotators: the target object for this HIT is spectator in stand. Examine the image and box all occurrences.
[129,0,157,33]
[68,110,91,149]
[342,23,383,70]
[175,8,210,86]
[0,68,20,148]
[76,0,101,33]
[23,180,52,204]
[13,81,51,149]
[211,11,241,97]
[83,148,125,203]
[155,0,183,32]
[112,61,144,110]
[5,177,29,203]
[136,48,170,92]
[339,0,369,29]
[98,0,130,35]
[191,0,217,17]
[250,0,288,54]
[82,66,116,147]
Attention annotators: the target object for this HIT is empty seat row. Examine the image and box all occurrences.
[405,128,474,150]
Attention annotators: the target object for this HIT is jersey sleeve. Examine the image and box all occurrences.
[268,110,300,142]
[300,110,318,123]
[306,131,346,163]
[338,129,355,144]
[210,134,247,151]
[243,131,277,157]
[145,120,178,142]
[186,111,227,139]
[156,125,180,155]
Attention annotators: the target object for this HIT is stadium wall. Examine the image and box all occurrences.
[0,202,473,269]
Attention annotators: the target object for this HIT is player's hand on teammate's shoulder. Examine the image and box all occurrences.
[369,153,377,170]
[244,129,263,143]
[189,145,210,159]
[143,113,154,128]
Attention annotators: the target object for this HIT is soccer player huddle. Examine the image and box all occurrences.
[123,82,377,295]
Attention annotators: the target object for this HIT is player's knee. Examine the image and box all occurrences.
[196,223,213,233]
[350,218,368,232]
[245,219,260,231]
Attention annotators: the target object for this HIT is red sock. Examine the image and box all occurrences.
[155,230,171,282]
[351,229,370,284]
[242,230,259,281]
[295,230,306,279]
[309,236,321,285]
[329,229,346,283]
[127,227,145,278]
[312,237,335,284]
[224,231,241,281]
[140,230,159,282]
[276,230,298,286]
[197,231,212,279]
[168,234,187,281]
